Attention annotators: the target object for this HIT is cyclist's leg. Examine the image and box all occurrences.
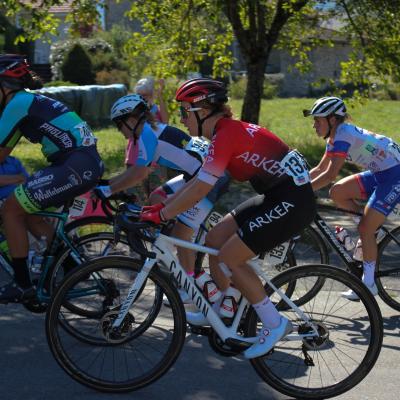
[358,166,400,289]
[0,148,102,301]
[329,172,369,212]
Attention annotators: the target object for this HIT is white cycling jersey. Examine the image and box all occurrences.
[326,123,400,172]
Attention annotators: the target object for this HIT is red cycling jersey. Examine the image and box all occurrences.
[198,118,290,191]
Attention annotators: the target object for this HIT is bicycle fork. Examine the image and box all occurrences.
[112,257,156,329]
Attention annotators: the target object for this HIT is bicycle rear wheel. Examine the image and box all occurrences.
[376,226,400,311]
[46,256,186,393]
[244,264,383,399]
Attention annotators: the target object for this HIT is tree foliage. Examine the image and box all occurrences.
[1,1,400,122]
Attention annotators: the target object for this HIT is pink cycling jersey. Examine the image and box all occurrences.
[198,118,289,188]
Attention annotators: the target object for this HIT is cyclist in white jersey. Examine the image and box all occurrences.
[304,96,400,298]
[95,94,229,298]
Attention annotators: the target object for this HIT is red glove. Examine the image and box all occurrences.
[142,203,165,213]
[140,209,163,224]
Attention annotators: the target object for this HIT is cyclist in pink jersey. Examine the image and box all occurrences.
[304,96,400,299]
[141,78,316,359]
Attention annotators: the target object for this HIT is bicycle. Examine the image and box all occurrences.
[45,204,383,399]
[0,194,133,314]
[295,197,400,310]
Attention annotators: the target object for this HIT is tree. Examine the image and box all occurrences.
[61,43,95,85]
[337,0,400,97]
[2,1,400,121]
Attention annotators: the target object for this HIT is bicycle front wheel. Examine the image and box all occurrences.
[376,226,400,311]
[46,256,186,393]
[244,264,383,400]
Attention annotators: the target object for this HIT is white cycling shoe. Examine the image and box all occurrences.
[341,282,378,301]
[244,316,293,359]
[186,311,210,326]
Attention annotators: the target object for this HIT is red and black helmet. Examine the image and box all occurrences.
[175,78,228,104]
[0,54,31,81]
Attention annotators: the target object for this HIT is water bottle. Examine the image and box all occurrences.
[220,285,242,319]
[335,226,355,251]
[353,238,363,262]
[30,236,47,275]
[195,270,222,303]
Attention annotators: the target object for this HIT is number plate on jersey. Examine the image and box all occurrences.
[280,150,310,186]
[185,137,209,161]
[264,241,290,266]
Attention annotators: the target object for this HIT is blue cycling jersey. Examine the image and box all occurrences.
[136,122,208,177]
[0,91,97,161]
[0,156,28,200]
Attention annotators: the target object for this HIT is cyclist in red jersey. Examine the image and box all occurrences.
[141,78,316,358]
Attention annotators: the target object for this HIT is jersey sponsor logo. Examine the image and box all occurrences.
[39,123,73,147]
[33,182,74,202]
[384,184,400,204]
[248,201,295,231]
[245,123,261,138]
[27,174,54,189]
[236,152,286,176]
[83,170,93,181]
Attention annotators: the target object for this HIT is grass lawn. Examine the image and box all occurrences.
[12,98,400,179]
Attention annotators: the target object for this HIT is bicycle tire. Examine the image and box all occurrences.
[244,264,383,399]
[46,256,186,393]
[376,226,400,311]
[286,225,329,305]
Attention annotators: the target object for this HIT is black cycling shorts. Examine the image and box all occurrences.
[15,146,104,213]
[232,180,316,255]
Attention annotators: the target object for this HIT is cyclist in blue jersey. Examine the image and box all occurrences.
[0,156,28,206]
[0,54,104,302]
[304,96,400,299]
[95,94,229,299]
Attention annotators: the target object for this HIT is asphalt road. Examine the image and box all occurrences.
[0,294,399,400]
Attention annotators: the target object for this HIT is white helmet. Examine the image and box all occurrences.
[303,96,346,118]
[110,94,148,121]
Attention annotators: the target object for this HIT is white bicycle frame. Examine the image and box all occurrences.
[112,232,319,343]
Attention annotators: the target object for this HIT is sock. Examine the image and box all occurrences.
[362,261,376,287]
[253,296,281,329]
[11,257,32,289]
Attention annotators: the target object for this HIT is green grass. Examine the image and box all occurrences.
[11,99,400,179]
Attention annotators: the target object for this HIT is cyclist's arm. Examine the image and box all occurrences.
[0,147,12,164]
[0,173,26,186]
[311,156,345,191]
[109,165,151,193]
[310,152,330,179]
[162,178,213,219]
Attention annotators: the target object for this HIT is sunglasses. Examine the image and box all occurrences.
[179,105,202,120]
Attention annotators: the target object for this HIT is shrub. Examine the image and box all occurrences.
[43,80,76,87]
[50,38,113,81]
[61,44,95,85]
[96,69,131,87]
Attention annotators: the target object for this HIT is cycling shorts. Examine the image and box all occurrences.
[232,181,315,255]
[153,172,230,230]
[15,146,104,213]
[357,164,400,216]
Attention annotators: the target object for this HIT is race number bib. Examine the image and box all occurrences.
[185,137,209,162]
[280,150,310,186]
[264,241,290,266]
[76,122,97,147]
